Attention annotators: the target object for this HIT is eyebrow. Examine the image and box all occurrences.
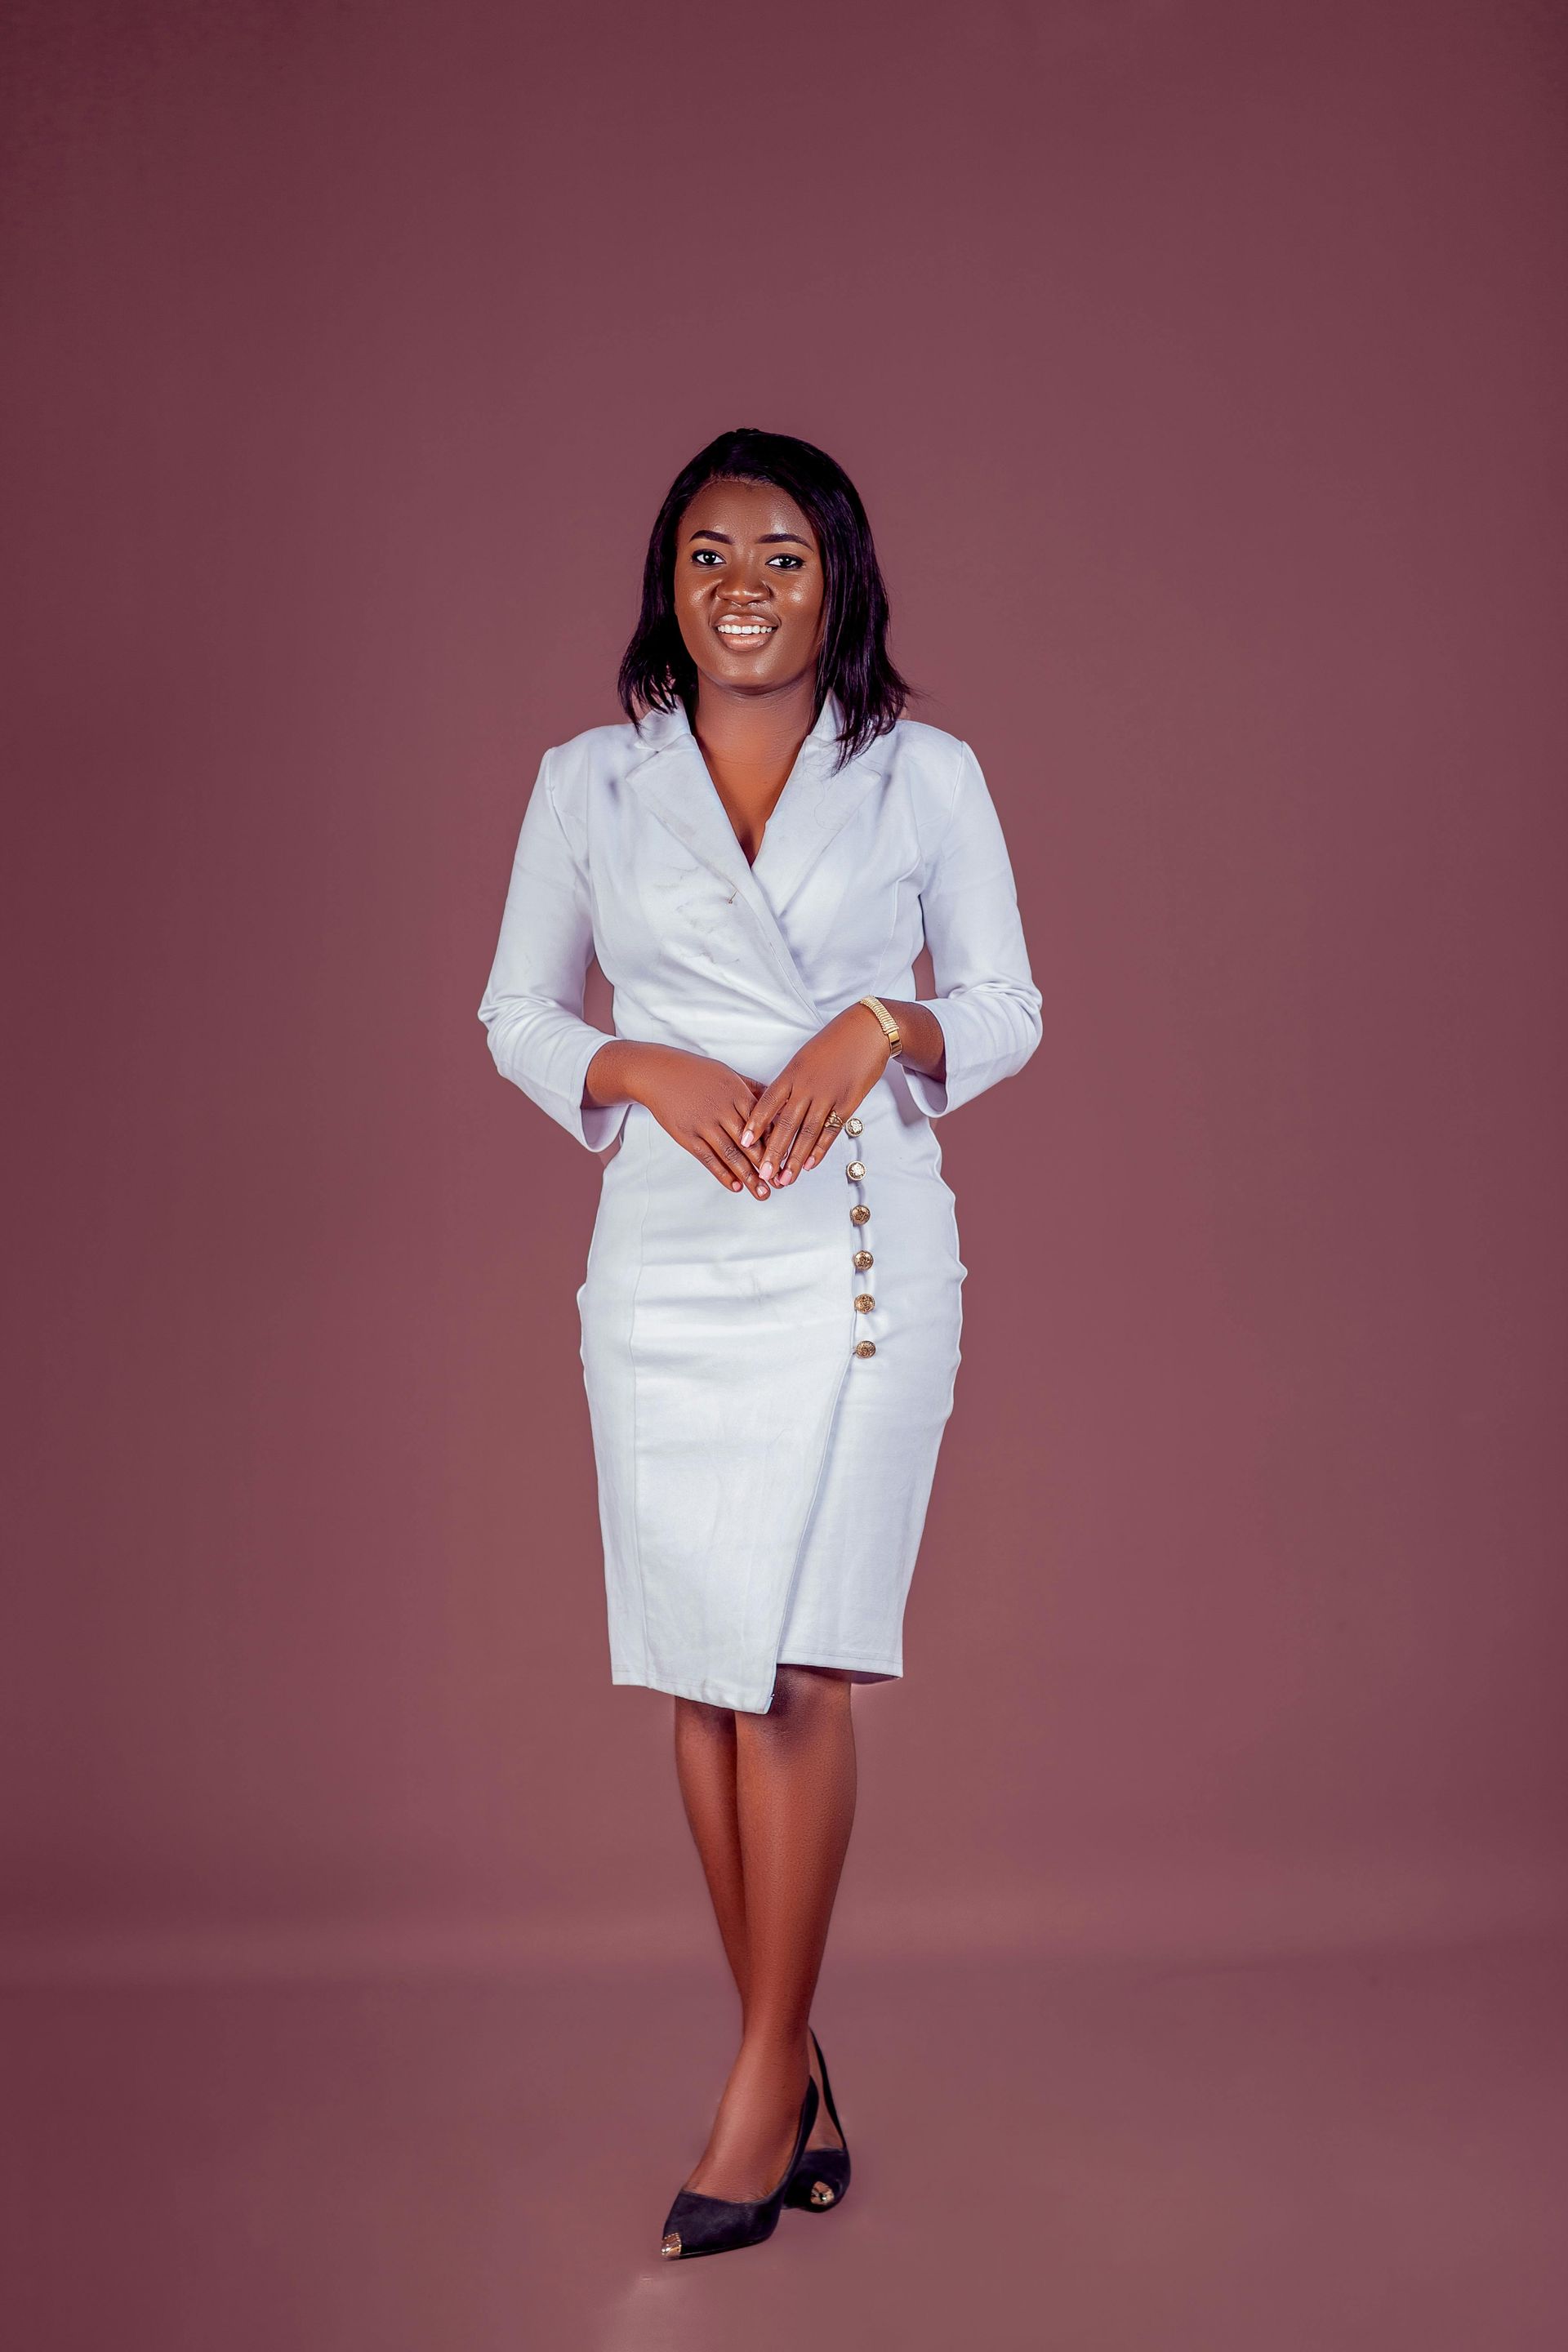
[686,528,813,549]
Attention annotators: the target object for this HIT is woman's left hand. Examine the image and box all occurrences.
[742,1004,891,1185]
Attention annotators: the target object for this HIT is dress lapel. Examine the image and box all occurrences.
[751,708,882,920]
[624,698,877,1022]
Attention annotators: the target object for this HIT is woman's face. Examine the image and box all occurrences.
[672,476,826,697]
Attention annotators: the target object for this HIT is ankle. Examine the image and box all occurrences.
[736,2022,809,2069]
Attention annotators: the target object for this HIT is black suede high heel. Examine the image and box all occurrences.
[660,2076,819,2260]
[784,2029,852,2213]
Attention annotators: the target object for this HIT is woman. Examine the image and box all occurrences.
[478,428,1041,2258]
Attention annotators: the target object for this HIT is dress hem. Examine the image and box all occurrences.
[612,1653,902,1713]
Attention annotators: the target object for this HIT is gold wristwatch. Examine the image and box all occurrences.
[858,995,902,1058]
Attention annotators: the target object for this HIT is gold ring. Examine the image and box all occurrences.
[823,1111,844,1131]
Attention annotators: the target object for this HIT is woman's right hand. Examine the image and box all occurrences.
[586,1042,771,1199]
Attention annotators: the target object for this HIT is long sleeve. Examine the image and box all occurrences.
[901,740,1043,1120]
[477,749,630,1153]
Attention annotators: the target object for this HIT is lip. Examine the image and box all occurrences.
[713,616,779,644]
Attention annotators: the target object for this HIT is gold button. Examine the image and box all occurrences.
[853,1250,873,1270]
[846,1160,866,1182]
[854,1340,876,1359]
[854,1293,875,1312]
[845,1116,863,1137]
[850,1205,871,1225]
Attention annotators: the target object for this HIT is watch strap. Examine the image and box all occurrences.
[858,995,902,1056]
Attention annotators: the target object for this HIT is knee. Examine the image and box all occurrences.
[675,1696,736,1741]
[754,1664,851,1737]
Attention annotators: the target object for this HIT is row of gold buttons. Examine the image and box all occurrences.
[845,1114,876,1358]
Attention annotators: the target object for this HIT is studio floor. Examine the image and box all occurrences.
[5,1931,1565,2352]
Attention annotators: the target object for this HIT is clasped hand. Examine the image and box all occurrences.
[635,1005,891,1200]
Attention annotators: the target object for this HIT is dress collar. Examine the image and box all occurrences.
[622,691,884,1012]
[630,691,849,772]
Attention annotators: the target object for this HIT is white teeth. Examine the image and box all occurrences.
[717,621,774,635]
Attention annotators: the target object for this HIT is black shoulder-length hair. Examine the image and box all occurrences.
[617,427,909,768]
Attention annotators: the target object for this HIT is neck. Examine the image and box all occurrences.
[691,675,820,786]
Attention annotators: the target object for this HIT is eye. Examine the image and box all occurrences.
[768,553,804,570]
[690,548,724,566]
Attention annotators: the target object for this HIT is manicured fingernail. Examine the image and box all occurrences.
[760,1161,773,1181]
[742,1129,754,1147]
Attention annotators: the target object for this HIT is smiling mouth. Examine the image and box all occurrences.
[714,618,778,641]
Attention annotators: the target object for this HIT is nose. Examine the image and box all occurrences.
[720,551,774,600]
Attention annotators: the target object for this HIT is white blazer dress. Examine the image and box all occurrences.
[478,695,1041,1713]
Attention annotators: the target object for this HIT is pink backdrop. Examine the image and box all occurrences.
[4,0,1566,1989]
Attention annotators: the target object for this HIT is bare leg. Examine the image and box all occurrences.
[679,1665,857,2201]
[674,1691,846,2167]
[672,1699,750,2002]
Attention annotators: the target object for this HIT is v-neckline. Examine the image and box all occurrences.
[698,744,803,871]
[625,697,880,1022]
[687,695,843,871]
